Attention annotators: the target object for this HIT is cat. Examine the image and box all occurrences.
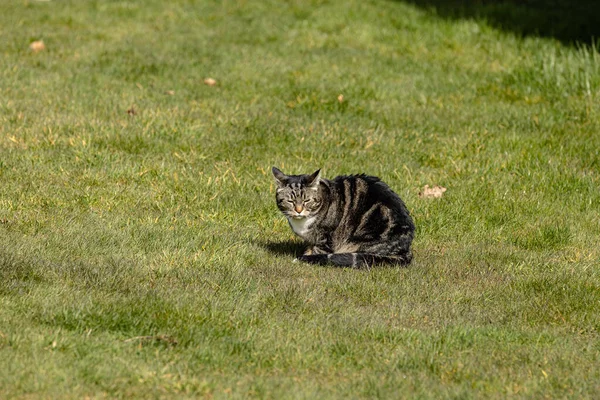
[272,167,415,268]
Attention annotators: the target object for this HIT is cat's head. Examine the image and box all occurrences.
[272,167,323,219]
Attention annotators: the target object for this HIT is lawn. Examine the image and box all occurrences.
[1,0,599,398]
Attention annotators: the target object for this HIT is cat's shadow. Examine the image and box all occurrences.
[259,239,305,257]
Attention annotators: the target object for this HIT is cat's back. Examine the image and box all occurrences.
[326,173,413,229]
[329,173,406,210]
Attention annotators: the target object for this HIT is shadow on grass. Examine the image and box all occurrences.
[399,0,600,46]
[259,239,305,257]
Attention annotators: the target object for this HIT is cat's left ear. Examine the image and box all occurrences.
[306,169,321,187]
[272,166,288,187]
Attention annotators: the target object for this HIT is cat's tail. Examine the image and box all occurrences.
[297,252,412,268]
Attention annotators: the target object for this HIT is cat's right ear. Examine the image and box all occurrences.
[272,166,288,187]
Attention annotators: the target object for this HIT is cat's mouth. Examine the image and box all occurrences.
[290,215,305,220]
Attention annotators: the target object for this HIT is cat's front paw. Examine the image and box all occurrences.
[297,254,329,265]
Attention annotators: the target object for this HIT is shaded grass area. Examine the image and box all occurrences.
[1,0,600,398]
[400,0,600,45]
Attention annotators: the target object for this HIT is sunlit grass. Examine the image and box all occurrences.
[1,0,599,398]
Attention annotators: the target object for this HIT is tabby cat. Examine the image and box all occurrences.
[272,167,415,268]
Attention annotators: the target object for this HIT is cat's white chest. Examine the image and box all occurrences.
[288,216,316,238]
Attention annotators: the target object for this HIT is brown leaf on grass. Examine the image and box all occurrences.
[29,40,45,52]
[204,78,217,86]
[165,90,175,95]
[419,185,447,198]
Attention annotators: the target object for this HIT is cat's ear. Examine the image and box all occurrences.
[272,166,288,187]
[306,169,321,187]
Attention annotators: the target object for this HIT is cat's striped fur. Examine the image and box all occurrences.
[273,167,415,268]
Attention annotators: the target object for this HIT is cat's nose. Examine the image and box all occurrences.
[294,204,304,213]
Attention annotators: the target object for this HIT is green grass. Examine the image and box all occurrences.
[1,0,599,398]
